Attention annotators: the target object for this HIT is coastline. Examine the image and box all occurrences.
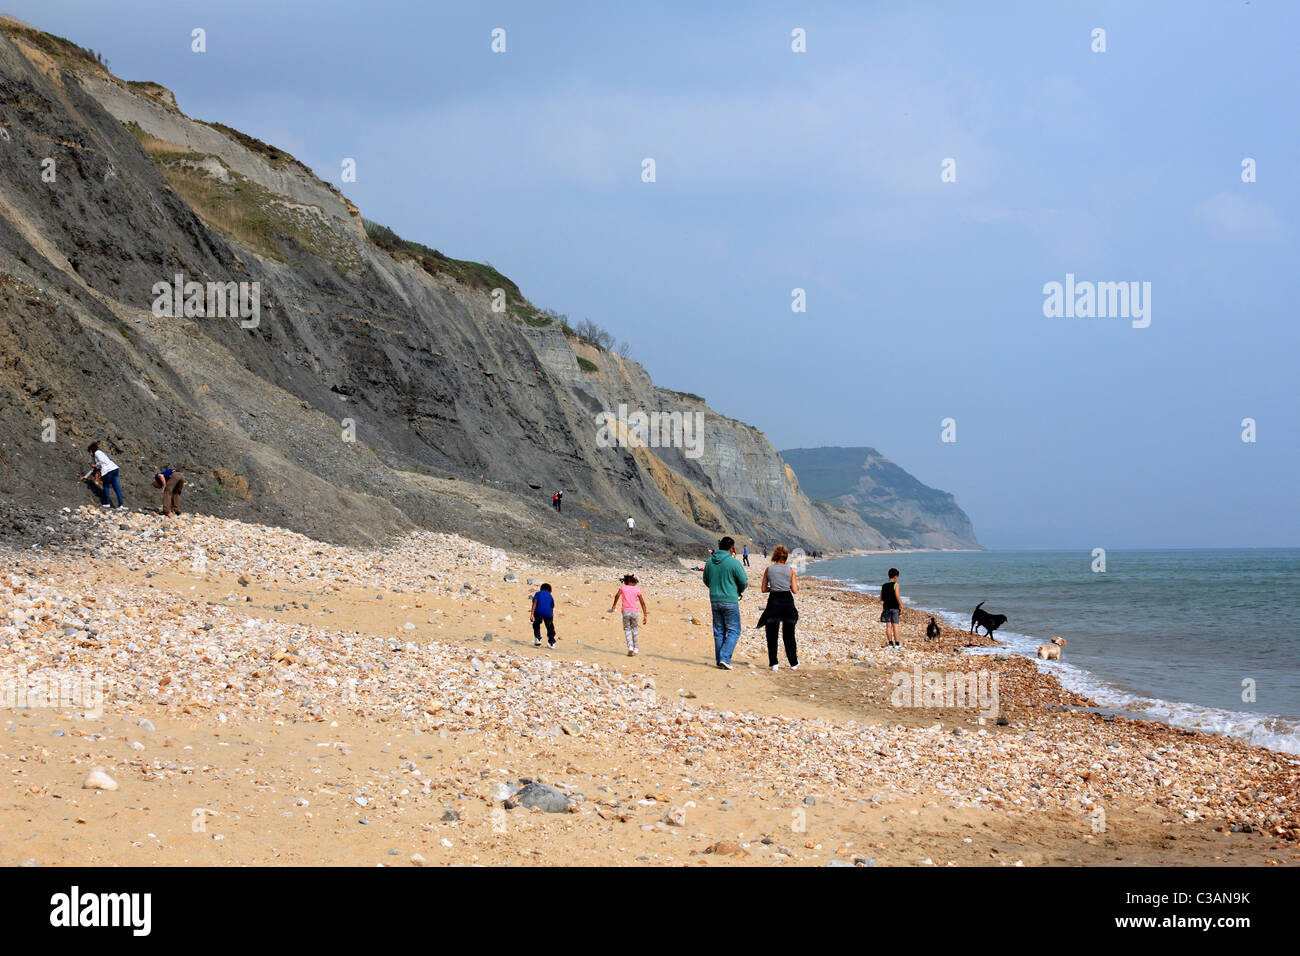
[803,558,1300,757]
[1,507,1297,866]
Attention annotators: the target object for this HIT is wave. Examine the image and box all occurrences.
[818,574,1300,755]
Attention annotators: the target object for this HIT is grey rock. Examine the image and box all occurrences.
[440,810,460,822]
[803,795,816,806]
[137,718,156,732]
[511,781,571,813]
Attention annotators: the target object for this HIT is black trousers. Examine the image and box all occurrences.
[765,620,797,666]
[532,616,556,642]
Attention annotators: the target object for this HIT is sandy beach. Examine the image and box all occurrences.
[2,506,1298,867]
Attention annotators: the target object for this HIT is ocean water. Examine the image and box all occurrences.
[805,549,1300,754]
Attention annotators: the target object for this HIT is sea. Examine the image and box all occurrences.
[805,549,1300,755]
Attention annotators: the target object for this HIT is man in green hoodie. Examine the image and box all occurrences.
[702,535,748,669]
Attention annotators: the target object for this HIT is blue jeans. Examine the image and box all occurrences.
[101,469,124,507]
[711,601,740,665]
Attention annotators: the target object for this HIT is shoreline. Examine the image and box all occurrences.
[802,563,1300,758]
[1,506,1297,866]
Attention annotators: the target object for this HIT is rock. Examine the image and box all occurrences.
[996,716,1009,726]
[137,718,156,732]
[826,859,854,867]
[803,795,816,806]
[130,740,145,751]
[511,782,571,813]
[440,810,460,822]
[503,573,517,583]
[237,574,250,587]
[853,857,876,866]
[662,806,687,826]
[526,578,537,586]
[410,853,427,866]
[704,840,747,858]
[82,768,118,791]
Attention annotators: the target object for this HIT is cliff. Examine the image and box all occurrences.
[0,18,976,559]
[780,447,981,550]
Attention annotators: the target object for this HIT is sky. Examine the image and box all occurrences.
[14,1,1299,549]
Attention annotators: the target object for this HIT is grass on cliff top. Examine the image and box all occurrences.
[364,220,541,311]
[156,158,351,266]
[576,356,598,373]
[128,123,360,269]
[198,121,310,175]
[0,17,110,75]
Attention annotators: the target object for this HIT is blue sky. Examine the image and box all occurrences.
[17,1,1299,548]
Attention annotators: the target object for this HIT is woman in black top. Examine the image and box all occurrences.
[756,546,799,670]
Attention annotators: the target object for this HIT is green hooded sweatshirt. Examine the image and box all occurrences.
[702,550,748,603]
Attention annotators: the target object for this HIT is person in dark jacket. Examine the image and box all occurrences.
[756,545,798,670]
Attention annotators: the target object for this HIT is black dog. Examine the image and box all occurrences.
[969,602,1007,637]
[925,617,941,641]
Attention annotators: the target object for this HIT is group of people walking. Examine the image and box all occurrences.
[527,534,907,670]
[77,441,186,516]
[704,536,799,670]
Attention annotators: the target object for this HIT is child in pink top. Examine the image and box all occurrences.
[609,574,649,656]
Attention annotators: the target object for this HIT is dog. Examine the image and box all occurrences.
[969,602,1008,637]
[925,617,941,641]
[1037,636,1067,660]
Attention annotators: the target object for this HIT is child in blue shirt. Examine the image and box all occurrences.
[530,583,557,647]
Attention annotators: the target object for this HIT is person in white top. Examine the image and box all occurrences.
[626,515,635,534]
[87,442,123,507]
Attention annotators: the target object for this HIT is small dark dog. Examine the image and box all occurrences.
[970,602,1008,637]
[925,617,941,641]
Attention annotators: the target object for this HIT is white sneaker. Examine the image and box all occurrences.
[717,661,732,670]
[790,664,799,670]
[770,664,779,671]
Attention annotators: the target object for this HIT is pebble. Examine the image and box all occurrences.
[82,768,118,791]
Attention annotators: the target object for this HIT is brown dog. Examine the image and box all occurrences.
[1037,636,1067,660]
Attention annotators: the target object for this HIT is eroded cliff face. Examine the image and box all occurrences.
[0,21,968,556]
